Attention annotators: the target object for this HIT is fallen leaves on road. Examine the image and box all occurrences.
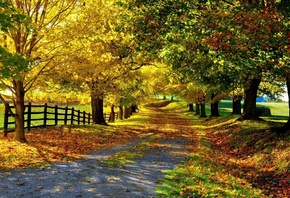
[0,125,141,171]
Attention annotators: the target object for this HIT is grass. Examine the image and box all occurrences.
[157,155,265,197]
[156,100,290,197]
[165,100,288,122]
[101,135,156,168]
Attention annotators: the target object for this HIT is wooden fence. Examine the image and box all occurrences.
[4,103,118,136]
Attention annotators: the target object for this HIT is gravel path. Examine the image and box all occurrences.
[0,108,191,197]
[0,135,189,198]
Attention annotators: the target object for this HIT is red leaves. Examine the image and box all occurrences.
[204,33,233,51]
[206,7,286,55]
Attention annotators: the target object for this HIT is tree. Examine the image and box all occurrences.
[119,0,289,122]
[50,0,149,125]
[0,0,31,141]
[0,0,77,142]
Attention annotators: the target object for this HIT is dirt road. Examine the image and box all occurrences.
[0,107,193,198]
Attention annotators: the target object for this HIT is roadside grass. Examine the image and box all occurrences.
[157,155,265,197]
[156,100,290,197]
[101,135,156,168]
[110,107,152,126]
[156,123,270,197]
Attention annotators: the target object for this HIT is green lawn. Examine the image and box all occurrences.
[218,100,289,122]
[166,99,288,123]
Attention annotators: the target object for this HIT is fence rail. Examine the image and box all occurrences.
[4,103,118,136]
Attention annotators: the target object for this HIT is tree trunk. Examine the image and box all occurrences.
[163,96,166,100]
[13,80,27,143]
[240,77,261,120]
[188,103,194,112]
[277,76,290,134]
[131,105,137,113]
[171,96,174,101]
[119,105,124,120]
[91,92,107,125]
[195,103,200,115]
[232,98,242,115]
[124,106,130,119]
[200,103,207,118]
[210,93,220,117]
[109,104,115,122]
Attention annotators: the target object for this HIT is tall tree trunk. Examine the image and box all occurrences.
[195,103,200,115]
[124,106,130,119]
[240,77,261,120]
[200,103,207,118]
[188,103,194,112]
[119,105,124,120]
[118,98,124,120]
[91,92,107,125]
[109,104,115,122]
[277,76,290,134]
[210,93,220,117]
[13,80,27,143]
[232,95,242,115]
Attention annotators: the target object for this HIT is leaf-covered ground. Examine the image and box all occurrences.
[0,100,289,197]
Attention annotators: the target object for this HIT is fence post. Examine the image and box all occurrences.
[55,105,58,126]
[88,113,91,124]
[27,102,31,131]
[43,103,47,127]
[83,111,86,124]
[4,104,9,137]
[64,107,68,125]
[71,108,74,125]
[77,110,80,124]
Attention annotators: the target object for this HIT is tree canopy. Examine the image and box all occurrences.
[1,0,290,142]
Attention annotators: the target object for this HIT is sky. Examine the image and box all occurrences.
[281,93,289,102]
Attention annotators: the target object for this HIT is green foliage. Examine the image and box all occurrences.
[0,0,30,32]
[0,0,31,81]
[118,0,290,107]
[0,46,28,80]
